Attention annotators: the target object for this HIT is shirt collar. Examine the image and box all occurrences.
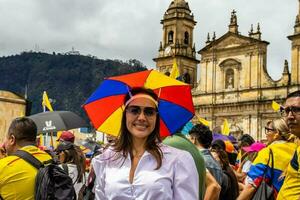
[20,145,39,152]
[159,143,172,154]
[270,140,287,145]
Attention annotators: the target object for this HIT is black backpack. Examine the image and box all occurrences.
[14,150,76,200]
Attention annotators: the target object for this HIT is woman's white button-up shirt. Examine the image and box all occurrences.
[92,144,199,200]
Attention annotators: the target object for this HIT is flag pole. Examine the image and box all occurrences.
[43,94,46,147]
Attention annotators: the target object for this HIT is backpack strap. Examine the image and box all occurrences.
[269,149,274,185]
[62,164,69,175]
[14,150,43,169]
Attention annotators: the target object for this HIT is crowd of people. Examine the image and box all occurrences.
[0,87,299,200]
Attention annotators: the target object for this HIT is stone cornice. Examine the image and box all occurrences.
[153,55,200,63]
[193,85,290,96]
[0,97,26,105]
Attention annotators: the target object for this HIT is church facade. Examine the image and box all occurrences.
[154,0,300,140]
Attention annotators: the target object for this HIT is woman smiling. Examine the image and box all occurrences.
[92,87,199,200]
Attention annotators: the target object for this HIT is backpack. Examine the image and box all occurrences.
[14,150,76,200]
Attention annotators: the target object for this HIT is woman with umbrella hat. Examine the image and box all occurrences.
[91,87,199,200]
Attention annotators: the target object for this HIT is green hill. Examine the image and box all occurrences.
[0,52,147,120]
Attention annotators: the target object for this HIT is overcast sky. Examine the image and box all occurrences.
[0,0,297,80]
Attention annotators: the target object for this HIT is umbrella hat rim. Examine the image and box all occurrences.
[83,70,194,137]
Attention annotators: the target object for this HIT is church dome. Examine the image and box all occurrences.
[167,0,190,12]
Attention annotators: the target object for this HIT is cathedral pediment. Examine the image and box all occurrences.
[199,32,269,53]
[215,35,250,49]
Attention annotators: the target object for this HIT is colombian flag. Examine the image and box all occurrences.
[247,142,297,195]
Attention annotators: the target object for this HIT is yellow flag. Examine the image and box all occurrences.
[19,110,25,117]
[272,100,281,112]
[170,59,180,79]
[42,91,53,111]
[222,119,230,136]
[55,131,62,148]
[198,116,212,128]
[39,133,44,146]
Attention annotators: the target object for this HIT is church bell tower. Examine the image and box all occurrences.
[153,0,199,87]
[288,0,300,86]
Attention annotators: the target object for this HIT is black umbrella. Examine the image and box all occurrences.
[28,111,88,133]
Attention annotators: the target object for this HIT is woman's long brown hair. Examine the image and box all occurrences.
[61,145,86,183]
[112,87,163,169]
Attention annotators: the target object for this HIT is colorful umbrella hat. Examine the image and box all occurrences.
[83,70,195,137]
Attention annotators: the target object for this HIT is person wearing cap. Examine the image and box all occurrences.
[57,131,75,143]
[224,140,238,167]
[238,142,266,185]
[92,88,199,200]
[242,142,266,153]
[277,90,300,200]
[236,134,255,169]
[237,118,297,200]
[56,141,86,198]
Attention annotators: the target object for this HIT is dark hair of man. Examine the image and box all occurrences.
[59,143,86,183]
[286,90,300,100]
[189,123,212,149]
[113,87,163,169]
[8,117,37,144]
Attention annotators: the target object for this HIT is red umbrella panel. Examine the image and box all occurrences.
[83,70,195,137]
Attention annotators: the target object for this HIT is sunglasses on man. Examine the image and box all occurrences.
[280,106,300,117]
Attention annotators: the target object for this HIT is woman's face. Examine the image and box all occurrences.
[265,124,277,144]
[125,97,157,140]
[211,151,221,166]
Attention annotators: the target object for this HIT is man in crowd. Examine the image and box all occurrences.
[277,90,300,199]
[163,129,222,200]
[0,117,52,199]
[188,123,223,186]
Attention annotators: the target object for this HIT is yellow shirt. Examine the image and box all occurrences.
[277,146,300,200]
[0,146,52,200]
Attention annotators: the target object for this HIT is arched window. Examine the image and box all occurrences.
[183,73,191,84]
[184,31,189,45]
[225,69,234,89]
[168,31,174,44]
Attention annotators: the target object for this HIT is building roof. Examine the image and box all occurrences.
[0,90,26,104]
[198,31,269,54]
[167,0,190,12]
